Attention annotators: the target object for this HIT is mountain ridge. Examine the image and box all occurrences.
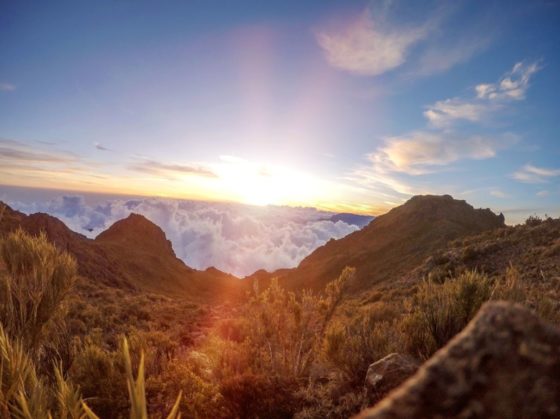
[0,202,242,301]
[246,194,506,293]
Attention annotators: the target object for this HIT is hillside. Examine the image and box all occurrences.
[250,195,506,293]
[0,196,559,418]
[0,202,243,301]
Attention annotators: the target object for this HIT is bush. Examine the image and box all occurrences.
[220,372,300,419]
[239,267,355,378]
[323,312,399,387]
[525,214,543,227]
[0,229,77,354]
[69,339,128,417]
[403,271,493,360]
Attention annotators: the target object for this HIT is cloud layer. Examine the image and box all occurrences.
[5,195,371,277]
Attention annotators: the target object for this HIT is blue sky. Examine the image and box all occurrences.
[0,0,559,222]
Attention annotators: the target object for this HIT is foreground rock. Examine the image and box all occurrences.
[365,353,419,399]
[358,301,560,419]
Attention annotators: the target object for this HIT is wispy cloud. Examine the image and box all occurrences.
[512,164,560,184]
[424,99,493,129]
[476,61,541,101]
[490,189,508,199]
[350,61,538,199]
[94,142,110,151]
[129,159,218,179]
[0,138,76,163]
[0,83,16,92]
[424,61,541,128]
[316,9,429,76]
[369,132,514,175]
[536,190,550,198]
[415,37,490,76]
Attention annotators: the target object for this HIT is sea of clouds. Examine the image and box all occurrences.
[4,195,372,277]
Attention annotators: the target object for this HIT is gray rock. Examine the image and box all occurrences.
[365,353,419,397]
[357,301,560,419]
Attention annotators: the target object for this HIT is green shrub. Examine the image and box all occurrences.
[403,271,493,360]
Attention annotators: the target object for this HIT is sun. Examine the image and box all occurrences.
[215,158,331,208]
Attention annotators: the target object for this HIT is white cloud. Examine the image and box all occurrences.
[536,190,550,198]
[513,164,560,184]
[0,83,16,92]
[316,10,428,76]
[424,98,493,128]
[6,196,371,277]
[475,61,540,101]
[490,189,508,198]
[369,131,510,175]
[425,61,541,128]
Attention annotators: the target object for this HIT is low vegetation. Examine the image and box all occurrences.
[0,221,558,418]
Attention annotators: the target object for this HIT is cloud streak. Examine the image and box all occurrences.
[129,159,218,179]
[94,142,110,151]
[0,83,16,92]
[513,164,560,184]
[0,138,77,164]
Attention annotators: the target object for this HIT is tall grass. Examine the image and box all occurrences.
[82,339,182,419]
[0,326,49,418]
[0,229,77,353]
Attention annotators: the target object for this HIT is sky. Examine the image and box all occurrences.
[1,0,560,223]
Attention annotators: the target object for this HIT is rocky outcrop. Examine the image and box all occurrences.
[365,353,418,400]
[358,301,560,419]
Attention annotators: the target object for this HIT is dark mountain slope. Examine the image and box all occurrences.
[253,195,505,292]
[0,202,242,301]
[95,213,241,299]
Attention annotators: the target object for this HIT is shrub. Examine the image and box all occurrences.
[0,229,77,354]
[323,312,399,387]
[219,372,300,419]
[525,214,543,227]
[403,271,493,360]
[240,267,355,378]
[69,339,128,417]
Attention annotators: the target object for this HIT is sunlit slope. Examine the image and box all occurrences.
[254,195,506,292]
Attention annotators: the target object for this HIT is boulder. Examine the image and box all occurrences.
[357,301,560,419]
[365,353,419,398]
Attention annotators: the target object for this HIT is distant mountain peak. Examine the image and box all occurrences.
[96,213,176,257]
[392,194,505,227]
